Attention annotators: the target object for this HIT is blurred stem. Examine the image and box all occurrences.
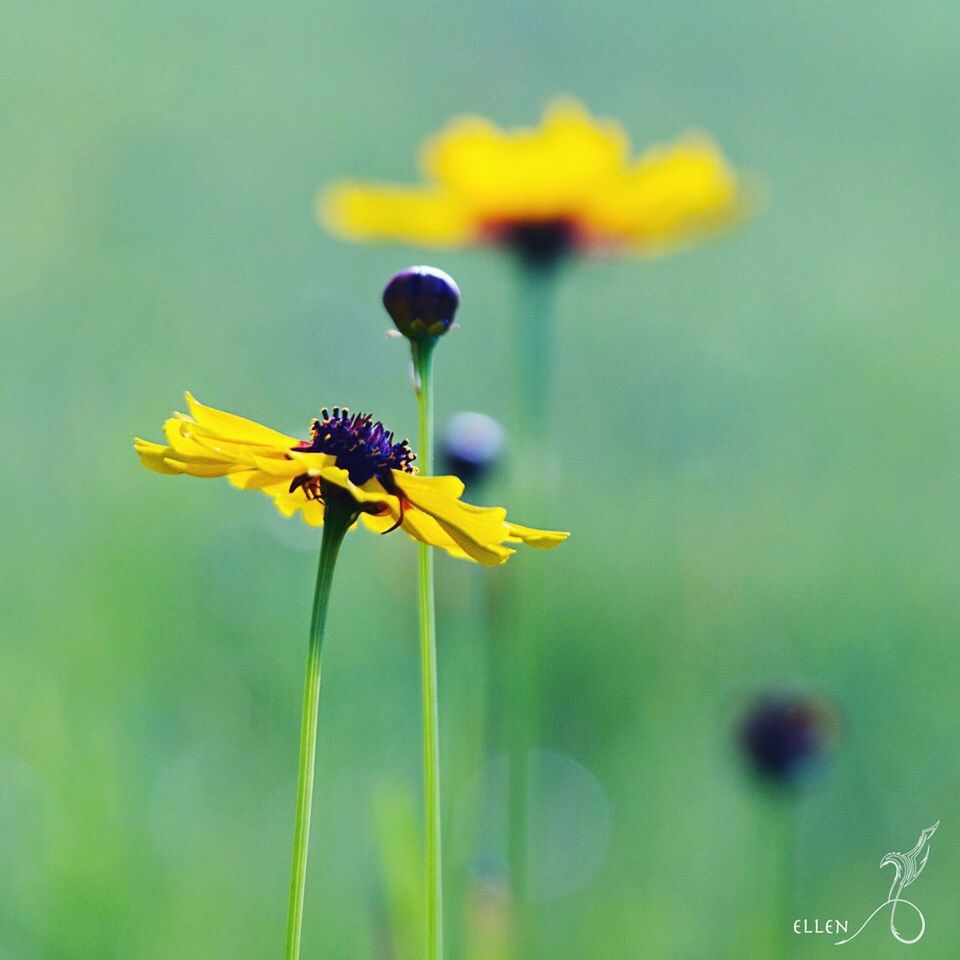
[760,794,795,960]
[446,560,492,960]
[283,494,352,960]
[413,337,444,960]
[508,262,560,946]
[515,262,558,453]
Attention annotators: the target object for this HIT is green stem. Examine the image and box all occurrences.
[413,338,443,960]
[758,793,795,960]
[774,798,795,960]
[283,495,353,960]
[507,263,560,933]
[515,262,559,453]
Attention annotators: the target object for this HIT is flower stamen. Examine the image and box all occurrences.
[294,407,417,487]
[288,472,324,501]
[381,497,407,535]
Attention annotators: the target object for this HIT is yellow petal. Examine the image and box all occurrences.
[360,511,398,535]
[392,473,507,532]
[267,487,326,526]
[184,392,298,447]
[227,468,287,490]
[429,519,513,565]
[298,498,326,527]
[319,182,473,246]
[389,471,464,499]
[174,426,265,465]
[359,498,486,562]
[136,435,248,478]
[505,522,570,549]
[169,457,249,478]
[282,450,339,473]
[583,134,745,251]
[399,506,479,562]
[134,438,182,475]
[392,474,513,566]
[246,452,311,478]
[163,418,219,459]
[165,419,265,471]
[423,98,629,221]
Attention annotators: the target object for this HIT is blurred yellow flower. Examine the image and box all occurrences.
[321,99,749,266]
[135,393,568,566]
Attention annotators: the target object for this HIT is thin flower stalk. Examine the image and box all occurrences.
[382,265,459,960]
[284,493,352,960]
[413,335,443,960]
[506,260,560,937]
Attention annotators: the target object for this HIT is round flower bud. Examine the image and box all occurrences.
[442,412,506,488]
[383,265,460,341]
[737,694,836,787]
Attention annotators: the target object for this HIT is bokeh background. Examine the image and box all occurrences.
[3,1,959,957]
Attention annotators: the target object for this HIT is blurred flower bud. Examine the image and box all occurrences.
[738,694,837,787]
[442,412,505,488]
[383,265,460,341]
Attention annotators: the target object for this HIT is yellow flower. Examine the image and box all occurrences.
[320,98,749,266]
[135,393,568,566]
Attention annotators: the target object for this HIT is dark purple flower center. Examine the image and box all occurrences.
[294,408,416,487]
[485,218,579,269]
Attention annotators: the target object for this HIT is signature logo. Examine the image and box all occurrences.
[835,821,939,946]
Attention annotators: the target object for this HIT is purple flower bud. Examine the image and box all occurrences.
[738,694,836,787]
[383,265,460,341]
[442,412,505,488]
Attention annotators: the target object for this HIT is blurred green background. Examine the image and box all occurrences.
[3,0,959,957]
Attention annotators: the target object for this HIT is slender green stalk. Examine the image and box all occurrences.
[773,798,796,960]
[507,262,560,934]
[413,338,444,960]
[283,495,353,960]
[447,560,494,960]
[515,262,559,449]
[758,793,795,960]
